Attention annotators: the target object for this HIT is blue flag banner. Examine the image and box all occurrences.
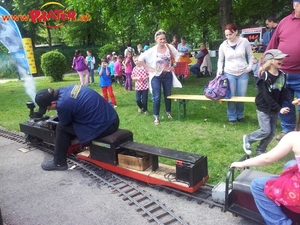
[0,6,31,74]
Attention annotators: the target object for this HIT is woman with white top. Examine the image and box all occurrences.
[217,23,254,124]
[138,29,182,125]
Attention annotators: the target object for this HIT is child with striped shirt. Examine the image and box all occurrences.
[131,55,149,114]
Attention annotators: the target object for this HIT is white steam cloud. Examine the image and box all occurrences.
[17,64,36,103]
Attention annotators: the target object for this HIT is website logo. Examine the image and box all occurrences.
[1,1,90,29]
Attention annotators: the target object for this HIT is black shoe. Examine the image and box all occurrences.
[275,132,286,141]
[41,160,68,171]
[229,120,236,125]
[256,151,264,156]
[237,118,245,123]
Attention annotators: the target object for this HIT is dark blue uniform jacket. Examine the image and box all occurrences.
[56,84,117,143]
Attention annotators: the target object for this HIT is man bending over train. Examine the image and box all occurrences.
[35,84,119,171]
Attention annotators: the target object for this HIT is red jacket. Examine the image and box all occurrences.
[196,48,209,65]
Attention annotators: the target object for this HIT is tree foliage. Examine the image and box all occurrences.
[3,0,295,51]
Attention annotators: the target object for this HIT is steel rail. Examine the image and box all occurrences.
[0,128,190,225]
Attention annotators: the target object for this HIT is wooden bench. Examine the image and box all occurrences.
[167,94,255,120]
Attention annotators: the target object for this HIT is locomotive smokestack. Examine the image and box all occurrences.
[26,101,35,119]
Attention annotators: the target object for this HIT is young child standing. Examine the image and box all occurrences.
[108,55,116,83]
[243,49,297,156]
[98,58,117,108]
[86,50,96,84]
[124,50,134,91]
[252,57,260,84]
[72,50,89,86]
[114,55,124,85]
[131,55,149,114]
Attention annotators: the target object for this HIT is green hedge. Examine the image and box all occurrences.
[34,44,124,76]
[208,39,224,50]
[34,46,101,76]
[41,50,67,82]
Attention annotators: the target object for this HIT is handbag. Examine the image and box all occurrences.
[166,44,175,65]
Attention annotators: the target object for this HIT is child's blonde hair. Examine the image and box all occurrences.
[262,59,273,71]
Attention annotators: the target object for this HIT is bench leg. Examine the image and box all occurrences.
[183,100,187,118]
[177,100,181,120]
[151,155,159,171]
[179,100,188,119]
[175,99,188,120]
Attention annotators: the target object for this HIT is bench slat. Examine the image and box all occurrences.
[119,141,203,163]
[167,94,255,120]
[167,94,255,102]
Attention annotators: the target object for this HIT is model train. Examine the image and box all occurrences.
[20,101,209,193]
[19,101,300,224]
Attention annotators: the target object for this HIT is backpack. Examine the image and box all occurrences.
[204,75,231,100]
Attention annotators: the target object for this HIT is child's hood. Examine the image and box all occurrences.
[74,56,83,62]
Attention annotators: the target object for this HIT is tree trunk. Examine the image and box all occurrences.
[219,0,233,30]
[202,26,208,44]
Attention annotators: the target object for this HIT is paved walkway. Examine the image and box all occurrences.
[0,78,20,84]
[0,135,258,225]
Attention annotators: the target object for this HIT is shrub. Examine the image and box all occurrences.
[98,44,122,59]
[35,46,101,75]
[41,50,67,82]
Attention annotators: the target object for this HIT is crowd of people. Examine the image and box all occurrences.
[70,35,199,125]
[35,3,300,222]
[67,5,300,132]
[235,1,300,224]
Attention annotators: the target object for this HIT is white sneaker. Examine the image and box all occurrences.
[137,108,142,113]
[243,135,252,155]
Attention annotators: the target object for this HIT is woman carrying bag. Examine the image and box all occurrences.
[217,23,254,124]
[138,29,182,125]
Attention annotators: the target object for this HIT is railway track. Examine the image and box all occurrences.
[0,127,225,224]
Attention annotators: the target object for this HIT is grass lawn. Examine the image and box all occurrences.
[0,73,294,184]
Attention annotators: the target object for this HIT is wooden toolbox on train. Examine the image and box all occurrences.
[118,149,152,171]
